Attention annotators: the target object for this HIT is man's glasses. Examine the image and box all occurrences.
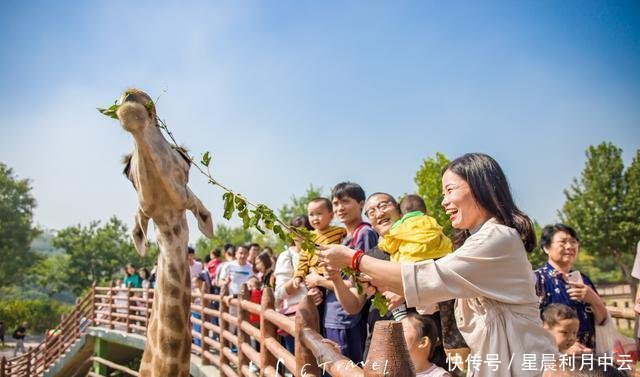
[553,238,579,247]
[365,200,393,219]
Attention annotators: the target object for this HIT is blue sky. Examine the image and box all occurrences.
[1,1,639,243]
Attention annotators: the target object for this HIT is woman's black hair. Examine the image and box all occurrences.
[138,267,150,279]
[256,250,274,271]
[539,223,579,250]
[289,215,313,245]
[444,153,536,252]
[290,214,312,230]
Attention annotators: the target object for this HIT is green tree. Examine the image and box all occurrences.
[414,152,452,236]
[527,221,547,270]
[195,223,253,258]
[29,253,71,296]
[53,216,154,294]
[560,142,640,298]
[277,184,324,225]
[0,162,40,287]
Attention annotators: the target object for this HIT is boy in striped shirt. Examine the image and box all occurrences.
[292,197,347,289]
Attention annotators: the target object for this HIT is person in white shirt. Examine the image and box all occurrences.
[219,245,252,295]
[187,246,203,288]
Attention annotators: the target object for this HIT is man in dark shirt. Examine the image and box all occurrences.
[0,321,5,346]
[13,322,27,356]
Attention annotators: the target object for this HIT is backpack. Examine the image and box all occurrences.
[12,329,20,339]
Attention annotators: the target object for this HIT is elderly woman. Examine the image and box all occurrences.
[535,224,607,353]
[319,153,557,377]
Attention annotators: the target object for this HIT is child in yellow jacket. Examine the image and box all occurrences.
[378,194,452,263]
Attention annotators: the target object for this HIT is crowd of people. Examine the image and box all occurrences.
[111,152,635,377]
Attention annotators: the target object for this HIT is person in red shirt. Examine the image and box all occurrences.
[206,248,222,285]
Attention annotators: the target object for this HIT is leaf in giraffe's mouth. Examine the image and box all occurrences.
[98,92,155,120]
[97,100,120,119]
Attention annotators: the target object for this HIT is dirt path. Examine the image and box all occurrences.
[0,336,43,359]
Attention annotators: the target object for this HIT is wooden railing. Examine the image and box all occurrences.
[189,284,384,377]
[0,283,413,377]
[1,284,95,377]
[3,284,636,377]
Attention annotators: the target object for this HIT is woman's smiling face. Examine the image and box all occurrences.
[544,230,580,269]
[441,169,488,230]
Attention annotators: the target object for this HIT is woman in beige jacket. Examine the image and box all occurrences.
[319,153,557,377]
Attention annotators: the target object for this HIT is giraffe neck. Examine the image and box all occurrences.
[138,216,191,377]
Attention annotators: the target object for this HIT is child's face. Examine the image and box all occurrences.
[247,279,259,290]
[331,196,363,226]
[403,319,432,367]
[545,318,579,352]
[308,201,333,231]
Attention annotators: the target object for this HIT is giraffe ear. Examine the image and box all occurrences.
[187,188,214,239]
[132,209,150,256]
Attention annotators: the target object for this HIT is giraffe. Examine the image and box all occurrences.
[115,88,213,377]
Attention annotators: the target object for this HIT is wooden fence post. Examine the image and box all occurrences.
[90,282,97,324]
[75,297,82,339]
[144,285,151,336]
[126,285,132,333]
[237,283,250,372]
[295,295,321,377]
[259,287,277,377]
[219,284,229,374]
[200,284,209,364]
[1,355,6,377]
[363,320,414,377]
[59,313,66,351]
[26,347,32,377]
[108,285,115,330]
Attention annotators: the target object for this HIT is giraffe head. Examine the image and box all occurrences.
[117,88,213,255]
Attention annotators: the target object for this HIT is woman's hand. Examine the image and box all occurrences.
[324,268,342,283]
[307,287,324,306]
[567,282,595,303]
[305,272,323,288]
[357,272,389,294]
[355,273,378,296]
[317,244,355,270]
[383,291,406,311]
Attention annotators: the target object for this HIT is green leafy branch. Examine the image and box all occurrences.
[98,95,389,315]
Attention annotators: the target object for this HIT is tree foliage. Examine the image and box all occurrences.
[560,142,640,296]
[0,162,40,287]
[52,217,157,295]
[277,184,324,225]
[0,298,71,334]
[414,152,452,236]
[195,223,253,258]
